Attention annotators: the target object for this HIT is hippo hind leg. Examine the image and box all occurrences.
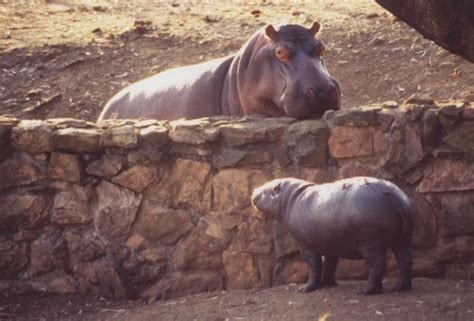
[321,255,339,287]
[390,243,413,292]
[297,248,322,293]
[359,245,386,295]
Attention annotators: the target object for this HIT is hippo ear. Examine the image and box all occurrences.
[309,21,321,35]
[265,24,279,41]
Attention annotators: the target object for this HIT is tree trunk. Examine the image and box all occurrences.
[376,0,474,62]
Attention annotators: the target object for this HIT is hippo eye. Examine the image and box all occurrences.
[275,45,290,62]
[272,184,281,194]
[314,43,326,57]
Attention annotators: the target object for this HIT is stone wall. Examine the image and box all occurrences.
[1,99,473,300]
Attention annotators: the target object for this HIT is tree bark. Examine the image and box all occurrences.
[376,0,474,62]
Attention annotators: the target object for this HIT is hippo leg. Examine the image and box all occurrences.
[390,244,413,292]
[359,246,386,295]
[297,249,322,293]
[321,256,339,287]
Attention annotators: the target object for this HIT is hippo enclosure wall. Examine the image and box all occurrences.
[1,100,473,300]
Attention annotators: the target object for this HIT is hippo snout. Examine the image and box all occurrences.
[305,82,338,101]
[251,187,264,209]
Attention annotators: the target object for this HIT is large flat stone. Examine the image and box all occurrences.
[111,164,158,193]
[219,118,290,146]
[48,152,82,183]
[100,125,137,149]
[94,180,141,241]
[286,120,329,167]
[441,192,474,237]
[64,229,106,263]
[133,200,193,245]
[435,236,474,264]
[11,120,53,154]
[0,192,49,229]
[228,218,272,254]
[53,127,100,153]
[272,221,299,259]
[328,126,374,159]
[417,159,474,193]
[52,185,93,225]
[212,168,270,215]
[85,154,127,178]
[146,159,211,213]
[223,250,260,290]
[0,152,46,191]
[444,122,474,157]
[0,240,29,278]
[171,221,228,270]
[22,230,68,278]
[168,119,220,144]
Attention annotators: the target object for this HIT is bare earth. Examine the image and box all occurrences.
[1,279,474,321]
[1,1,474,320]
[0,0,473,121]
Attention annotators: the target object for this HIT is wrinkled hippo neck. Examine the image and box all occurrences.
[280,183,314,224]
[221,31,270,116]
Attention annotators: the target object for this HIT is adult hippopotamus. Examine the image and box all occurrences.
[251,177,414,295]
[98,22,340,121]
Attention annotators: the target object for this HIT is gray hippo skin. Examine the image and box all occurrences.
[98,22,340,121]
[251,177,414,295]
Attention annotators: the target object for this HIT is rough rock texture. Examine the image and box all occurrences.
[53,127,100,153]
[94,180,141,242]
[49,152,82,183]
[52,185,93,225]
[1,101,474,300]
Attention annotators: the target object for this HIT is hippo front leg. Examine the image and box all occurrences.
[321,255,339,287]
[297,248,322,293]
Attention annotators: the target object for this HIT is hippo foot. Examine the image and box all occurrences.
[357,287,382,296]
[296,283,321,293]
[321,279,338,288]
[390,282,412,293]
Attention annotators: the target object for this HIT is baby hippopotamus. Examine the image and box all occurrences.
[251,177,414,295]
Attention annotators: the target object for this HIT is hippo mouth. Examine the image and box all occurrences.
[251,189,263,210]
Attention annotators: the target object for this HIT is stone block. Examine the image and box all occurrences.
[0,152,46,191]
[171,221,228,270]
[0,192,49,229]
[94,180,141,241]
[53,127,100,153]
[223,250,260,289]
[52,185,93,225]
[11,120,53,154]
[328,126,374,159]
[417,159,474,193]
[48,152,82,183]
[286,120,329,167]
[100,125,137,149]
[112,163,158,192]
[134,200,193,245]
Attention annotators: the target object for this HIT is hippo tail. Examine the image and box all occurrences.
[399,201,416,243]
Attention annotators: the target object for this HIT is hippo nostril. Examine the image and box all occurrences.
[317,91,329,100]
[306,87,316,98]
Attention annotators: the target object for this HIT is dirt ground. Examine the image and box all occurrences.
[1,279,474,321]
[1,0,473,121]
[1,1,474,320]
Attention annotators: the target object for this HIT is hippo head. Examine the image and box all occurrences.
[243,22,341,119]
[252,178,311,221]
